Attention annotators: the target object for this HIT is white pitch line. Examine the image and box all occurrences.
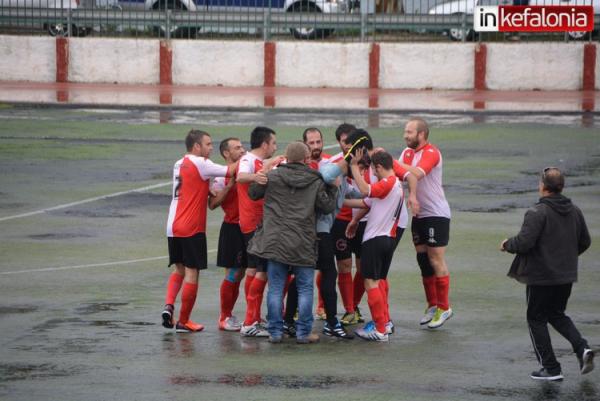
[1,249,217,275]
[323,144,339,150]
[0,182,171,223]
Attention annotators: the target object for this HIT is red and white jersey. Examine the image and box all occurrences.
[308,152,332,171]
[365,163,409,229]
[237,152,264,234]
[399,143,451,219]
[329,151,353,222]
[211,176,239,224]
[166,155,228,237]
[362,175,404,242]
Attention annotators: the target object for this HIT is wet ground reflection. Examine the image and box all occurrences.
[169,374,379,389]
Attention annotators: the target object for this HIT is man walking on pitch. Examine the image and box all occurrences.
[501,167,593,381]
[162,130,237,333]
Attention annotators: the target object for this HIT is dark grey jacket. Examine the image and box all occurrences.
[505,194,591,286]
[247,163,337,267]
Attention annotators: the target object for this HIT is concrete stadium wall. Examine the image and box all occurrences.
[486,43,583,91]
[380,44,475,90]
[69,38,159,84]
[0,35,597,92]
[172,41,263,87]
[0,36,56,82]
[276,43,370,88]
[597,48,600,90]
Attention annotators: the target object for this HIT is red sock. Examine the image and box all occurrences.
[338,272,354,313]
[378,279,390,323]
[220,280,236,321]
[165,272,184,305]
[244,276,267,326]
[353,270,365,309]
[244,273,255,303]
[232,280,241,308]
[366,287,386,334]
[316,271,324,311]
[436,275,450,311]
[423,276,438,307]
[178,282,198,324]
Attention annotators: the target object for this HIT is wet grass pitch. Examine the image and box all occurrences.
[0,106,599,401]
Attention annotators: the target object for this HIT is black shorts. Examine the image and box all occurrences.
[168,232,207,270]
[217,222,247,269]
[411,217,450,248]
[331,219,367,261]
[393,227,405,251]
[359,236,396,280]
[243,231,267,272]
[316,232,336,272]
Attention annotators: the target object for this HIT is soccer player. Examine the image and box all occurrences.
[342,130,418,335]
[304,127,331,320]
[237,126,281,337]
[398,118,453,329]
[162,130,237,333]
[328,123,367,326]
[209,137,246,332]
[344,150,404,342]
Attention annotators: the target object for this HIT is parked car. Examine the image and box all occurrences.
[113,0,353,39]
[0,0,91,36]
[427,0,599,41]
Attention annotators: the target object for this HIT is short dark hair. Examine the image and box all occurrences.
[219,137,239,158]
[346,129,373,151]
[250,126,276,150]
[185,129,210,152]
[302,127,322,143]
[335,123,356,141]
[371,151,393,170]
[541,167,565,194]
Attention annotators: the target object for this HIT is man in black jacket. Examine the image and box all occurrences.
[501,167,593,381]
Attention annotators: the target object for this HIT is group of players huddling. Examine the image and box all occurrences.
[162,118,453,342]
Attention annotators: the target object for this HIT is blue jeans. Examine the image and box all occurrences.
[266,260,315,339]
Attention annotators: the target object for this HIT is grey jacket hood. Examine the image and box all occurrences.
[539,194,574,216]
[278,163,323,189]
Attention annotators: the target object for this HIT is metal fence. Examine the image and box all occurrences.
[0,0,598,42]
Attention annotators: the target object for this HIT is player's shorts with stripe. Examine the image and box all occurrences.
[168,232,207,270]
[316,232,336,272]
[243,231,267,272]
[331,219,367,261]
[216,222,247,269]
[393,227,405,250]
[411,217,450,247]
[360,236,396,280]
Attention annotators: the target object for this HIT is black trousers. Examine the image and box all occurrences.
[526,284,588,373]
[285,233,338,327]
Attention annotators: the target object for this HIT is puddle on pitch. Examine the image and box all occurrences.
[75,302,129,315]
[0,363,80,382]
[169,374,379,389]
[28,233,95,240]
[0,305,38,315]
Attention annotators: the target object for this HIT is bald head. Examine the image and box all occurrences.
[541,167,565,194]
[286,141,309,164]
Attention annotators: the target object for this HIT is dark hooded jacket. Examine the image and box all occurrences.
[247,163,337,267]
[505,194,591,286]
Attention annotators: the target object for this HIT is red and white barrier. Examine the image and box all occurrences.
[0,35,597,94]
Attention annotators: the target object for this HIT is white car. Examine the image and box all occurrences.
[428,0,599,41]
[0,0,91,36]
[113,0,354,39]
